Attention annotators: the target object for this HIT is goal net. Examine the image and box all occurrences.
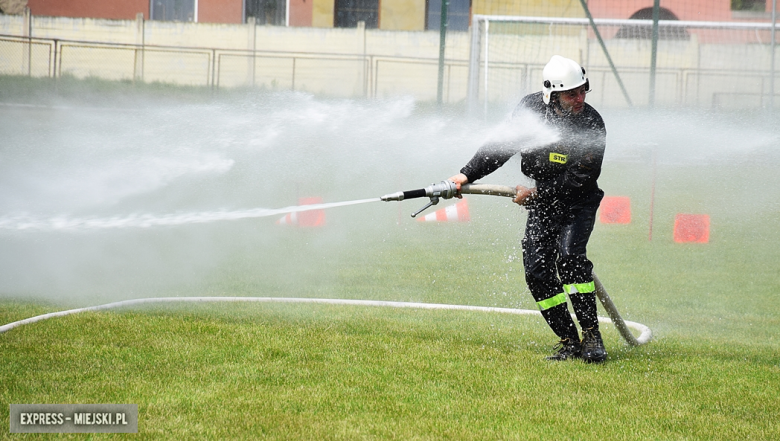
[467,15,780,116]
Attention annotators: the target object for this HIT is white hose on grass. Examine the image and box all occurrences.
[0,184,653,346]
[0,296,652,345]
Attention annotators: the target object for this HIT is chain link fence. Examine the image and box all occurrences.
[0,34,472,102]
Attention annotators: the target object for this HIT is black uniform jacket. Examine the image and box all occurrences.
[460,91,606,206]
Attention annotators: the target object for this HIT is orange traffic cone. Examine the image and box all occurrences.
[276,197,326,227]
[276,211,298,225]
[416,199,470,223]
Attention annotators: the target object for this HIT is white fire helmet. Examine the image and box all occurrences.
[542,55,588,105]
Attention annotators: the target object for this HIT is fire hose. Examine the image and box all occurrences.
[0,183,651,346]
[381,181,651,346]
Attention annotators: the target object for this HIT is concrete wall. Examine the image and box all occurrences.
[0,14,777,108]
[8,0,779,28]
[0,13,470,99]
[0,13,472,55]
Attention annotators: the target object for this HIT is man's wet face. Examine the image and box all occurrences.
[558,85,589,114]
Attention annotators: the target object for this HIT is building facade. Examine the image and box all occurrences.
[10,0,779,32]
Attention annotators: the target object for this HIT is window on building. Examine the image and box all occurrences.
[426,0,470,32]
[246,0,286,25]
[334,0,379,28]
[615,7,689,40]
[731,0,766,11]
[151,0,196,22]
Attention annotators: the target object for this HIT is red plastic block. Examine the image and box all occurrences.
[297,197,325,227]
[673,214,710,243]
[599,196,631,224]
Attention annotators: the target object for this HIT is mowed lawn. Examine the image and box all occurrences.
[1,83,779,438]
[1,301,778,440]
[2,160,779,440]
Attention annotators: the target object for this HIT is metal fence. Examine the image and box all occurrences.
[4,25,779,110]
[0,34,468,102]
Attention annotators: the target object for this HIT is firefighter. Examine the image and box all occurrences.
[449,55,607,362]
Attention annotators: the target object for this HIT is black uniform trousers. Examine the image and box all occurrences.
[522,189,603,341]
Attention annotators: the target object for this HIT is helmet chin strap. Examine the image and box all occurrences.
[547,93,568,117]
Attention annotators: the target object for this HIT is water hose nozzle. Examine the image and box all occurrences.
[380,180,459,217]
[380,191,406,202]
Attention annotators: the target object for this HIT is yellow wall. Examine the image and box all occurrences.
[380,0,425,31]
[473,0,585,17]
[312,0,334,28]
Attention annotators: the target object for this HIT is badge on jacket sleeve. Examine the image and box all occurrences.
[549,152,568,164]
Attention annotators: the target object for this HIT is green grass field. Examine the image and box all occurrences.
[1,77,779,439]
[2,302,778,440]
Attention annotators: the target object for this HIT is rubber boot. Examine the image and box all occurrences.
[541,303,581,360]
[546,338,582,361]
[581,327,607,363]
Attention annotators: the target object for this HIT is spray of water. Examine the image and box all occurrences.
[0,92,562,303]
[2,90,778,316]
[0,198,380,231]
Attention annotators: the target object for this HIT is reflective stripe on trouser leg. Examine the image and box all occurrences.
[536,292,567,311]
[537,295,579,341]
[563,281,595,295]
[566,281,599,331]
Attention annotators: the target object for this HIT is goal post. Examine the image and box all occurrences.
[467,14,780,117]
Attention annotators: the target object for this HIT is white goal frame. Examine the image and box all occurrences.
[467,14,780,116]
